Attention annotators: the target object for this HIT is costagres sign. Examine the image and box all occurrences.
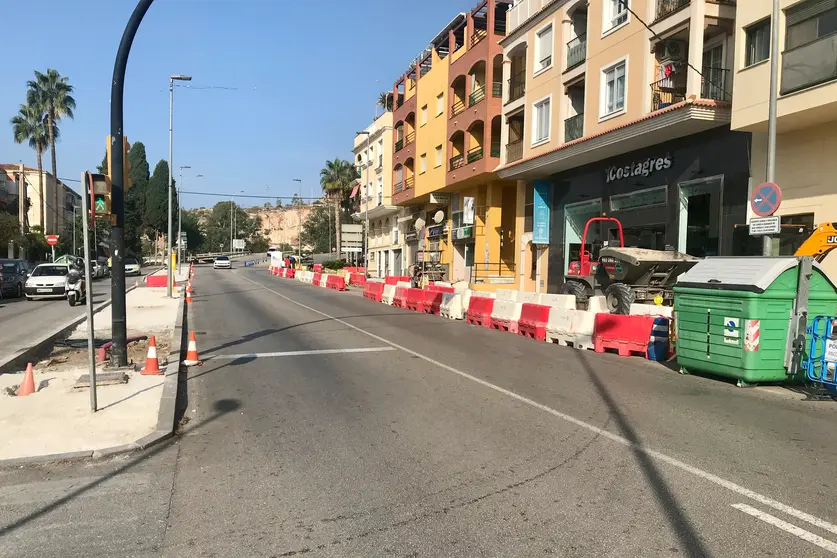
[605,155,672,184]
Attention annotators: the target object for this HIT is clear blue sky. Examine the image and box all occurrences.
[1,0,477,208]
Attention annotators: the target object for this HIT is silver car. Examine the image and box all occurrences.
[213,256,232,269]
[24,264,71,300]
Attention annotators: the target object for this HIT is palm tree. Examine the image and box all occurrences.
[377,92,393,112]
[319,158,357,256]
[10,104,49,229]
[27,69,76,232]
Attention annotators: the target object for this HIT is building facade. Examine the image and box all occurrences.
[731,0,837,279]
[0,164,79,234]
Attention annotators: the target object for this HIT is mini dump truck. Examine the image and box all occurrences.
[561,217,699,314]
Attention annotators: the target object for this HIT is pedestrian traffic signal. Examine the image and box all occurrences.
[89,173,112,216]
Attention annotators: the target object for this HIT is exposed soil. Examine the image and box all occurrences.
[41,335,172,373]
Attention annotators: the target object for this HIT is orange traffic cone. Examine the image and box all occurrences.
[17,363,36,397]
[186,282,193,294]
[186,290,193,305]
[141,336,162,375]
[183,331,201,366]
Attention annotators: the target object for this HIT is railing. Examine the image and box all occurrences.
[651,77,686,111]
[781,33,837,95]
[395,181,404,193]
[396,93,404,109]
[494,18,507,36]
[508,72,525,102]
[471,261,516,284]
[701,67,731,101]
[492,82,502,98]
[506,140,523,163]
[490,143,501,158]
[655,0,689,21]
[404,176,414,189]
[564,113,584,142]
[469,84,486,107]
[449,154,465,171]
[377,192,383,206]
[566,35,587,69]
[450,98,466,117]
[467,146,484,164]
[395,138,404,152]
[404,131,415,146]
[471,28,488,47]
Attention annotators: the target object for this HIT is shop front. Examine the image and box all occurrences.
[545,127,751,291]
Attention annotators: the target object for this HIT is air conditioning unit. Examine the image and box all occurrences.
[660,40,686,62]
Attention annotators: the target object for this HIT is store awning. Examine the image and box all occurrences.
[349,185,359,199]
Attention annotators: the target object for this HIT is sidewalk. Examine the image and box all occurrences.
[0,267,190,464]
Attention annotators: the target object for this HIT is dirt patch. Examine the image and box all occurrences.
[40,335,172,373]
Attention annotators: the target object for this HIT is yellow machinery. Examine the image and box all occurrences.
[795,222,837,262]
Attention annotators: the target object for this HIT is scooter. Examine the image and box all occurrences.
[66,269,87,307]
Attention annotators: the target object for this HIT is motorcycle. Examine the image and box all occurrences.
[66,269,87,307]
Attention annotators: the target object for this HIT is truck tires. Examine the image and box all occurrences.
[560,281,589,309]
[604,283,635,315]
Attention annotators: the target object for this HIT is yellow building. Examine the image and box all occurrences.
[731,0,837,278]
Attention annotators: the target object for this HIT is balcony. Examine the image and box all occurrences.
[492,82,502,98]
[396,93,405,109]
[564,113,584,142]
[655,0,689,21]
[405,131,415,146]
[469,84,486,107]
[450,154,465,171]
[395,181,404,193]
[506,140,523,163]
[651,77,686,111]
[508,72,525,103]
[467,146,484,164]
[781,34,837,95]
[566,35,587,70]
[701,67,731,101]
[405,176,415,190]
[471,28,488,48]
[451,99,466,118]
[395,138,404,152]
[376,154,383,173]
[490,142,501,158]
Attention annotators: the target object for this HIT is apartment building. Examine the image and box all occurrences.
[352,111,404,277]
[0,164,79,234]
[497,0,751,293]
[731,0,837,278]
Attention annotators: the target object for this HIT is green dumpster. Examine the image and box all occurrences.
[674,257,837,384]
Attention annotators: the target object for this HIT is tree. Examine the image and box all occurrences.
[319,158,356,255]
[377,92,393,112]
[125,141,150,255]
[144,159,177,240]
[302,202,336,254]
[291,193,302,206]
[57,214,111,258]
[27,69,76,232]
[10,103,49,229]
[180,210,204,254]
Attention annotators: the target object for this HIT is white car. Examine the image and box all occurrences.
[214,256,232,269]
[124,258,142,276]
[24,263,71,300]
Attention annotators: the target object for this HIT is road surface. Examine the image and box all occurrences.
[1,266,836,557]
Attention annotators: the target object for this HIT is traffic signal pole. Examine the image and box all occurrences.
[110,0,155,367]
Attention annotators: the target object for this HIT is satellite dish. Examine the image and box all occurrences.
[414,218,426,231]
[433,210,445,224]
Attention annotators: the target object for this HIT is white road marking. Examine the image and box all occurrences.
[235,270,837,538]
[732,503,837,554]
[205,347,395,360]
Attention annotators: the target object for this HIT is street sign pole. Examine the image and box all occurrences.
[765,0,781,256]
[81,172,97,412]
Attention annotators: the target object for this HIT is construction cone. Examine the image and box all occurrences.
[17,363,36,397]
[141,336,162,375]
[183,331,201,366]
[186,282,193,295]
[186,290,193,305]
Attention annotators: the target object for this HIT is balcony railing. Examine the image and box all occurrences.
[508,72,525,102]
[655,0,689,21]
[469,84,486,107]
[564,113,584,142]
[467,146,484,164]
[449,154,465,171]
[405,176,415,190]
[395,181,404,193]
[396,93,405,109]
[471,28,488,47]
[506,140,523,163]
[701,67,731,101]
[566,35,587,70]
[450,98,466,117]
[651,77,686,111]
[395,138,404,152]
[471,261,516,284]
[405,131,415,146]
[490,143,501,158]
[781,33,837,95]
[377,192,383,206]
[492,82,502,98]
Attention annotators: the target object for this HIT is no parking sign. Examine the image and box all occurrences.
[751,182,782,217]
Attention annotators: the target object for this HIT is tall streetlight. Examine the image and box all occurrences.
[167,73,191,298]
[293,178,302,259]
[72,205,81,255]
[356,130,371,271]
[763,0,780,257]
[178,165,191,269]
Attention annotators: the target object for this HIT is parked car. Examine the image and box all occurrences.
[214,255,232,269]
[0,259,30,298]
[90,260,104,279]
[124,257,142,276]
[24,263,71,300]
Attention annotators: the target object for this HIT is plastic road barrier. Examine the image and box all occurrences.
[385,276,410,285]
[313,264,323,272]
[406,288,424,311]
[327,275,346,291]
[349,273,367,287]
[546,308,596,350]
[394,285,409,308]
[518,303,551,341]
[382,284,397,305]
[630,303,673,318]
[490,299,522,334]
[421,289,444,315]
[363,281,385,302]
[440,289,472,320]
[541,294,576,309]
[519,292,542,305]
[592,313,670,360]
[466,296,495,328]
[312,272,322,286]
[286,268,296,279]
[318,274,328,288]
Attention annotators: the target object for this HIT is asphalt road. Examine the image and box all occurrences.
[1,266,836,557]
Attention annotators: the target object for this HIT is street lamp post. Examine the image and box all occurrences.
[178,165,191,269]
[72,205,81,255]
[356,131,371,272]
[293,178,302,259]
[167,73,191,298]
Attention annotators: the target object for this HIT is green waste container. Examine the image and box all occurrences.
[674,257,837,384]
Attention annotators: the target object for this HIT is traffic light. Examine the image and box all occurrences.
[89,173,112,216]
[105,135,132,191]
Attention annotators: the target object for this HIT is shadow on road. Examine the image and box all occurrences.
[574,349,711,556]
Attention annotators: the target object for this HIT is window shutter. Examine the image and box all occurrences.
[786,0,837,26]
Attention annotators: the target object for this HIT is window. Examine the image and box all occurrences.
[535,24,553,72]
[601,60,626,117]
[435,145,443,167]
[421,105,428,126]
[436,93,444,115]
[745,19,771,66]
[786,1,837,50]
[420,153,427,173]
[532,96,551,145]
[610,186,667,211]
[604,0,628,33]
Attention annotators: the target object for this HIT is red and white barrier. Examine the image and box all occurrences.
[592,313,670,359]
[466,295,495,328]
[440,289,471,320]
[489,289,522,334]
[518,303,550,341]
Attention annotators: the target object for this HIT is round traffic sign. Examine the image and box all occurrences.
[751,182,782,217]
[46,234,59,246]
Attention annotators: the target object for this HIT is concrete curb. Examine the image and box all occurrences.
[0,285,138,376]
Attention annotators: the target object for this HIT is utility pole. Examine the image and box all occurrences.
[167,74,191,297]
[81,172,97,411]
[110,0,155,368]
[17,162,25,235]
[229,198,233,253]
[356,130,371,272]
[178,165,190,268]
[764,0,781,257]
[293,178,303,259]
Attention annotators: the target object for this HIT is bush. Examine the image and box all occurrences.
[322,259,346,270]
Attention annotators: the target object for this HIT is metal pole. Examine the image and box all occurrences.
[293,179,303,259]
[178,167,183,269]
[764,0,781,257]
[229,198,233,253]
[73,206,76,255]
[81,172,97,411]
[167,77,174,296]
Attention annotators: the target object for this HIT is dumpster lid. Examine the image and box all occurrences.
[676,257,831,293]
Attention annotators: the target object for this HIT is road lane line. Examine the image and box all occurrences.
[732,504,837,554]
[235,270,837,537]
[205,347,396,360]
